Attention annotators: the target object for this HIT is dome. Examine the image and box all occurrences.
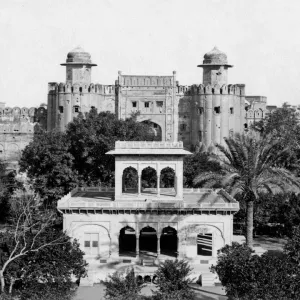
[66,46,92,64]
[203,46,228,65]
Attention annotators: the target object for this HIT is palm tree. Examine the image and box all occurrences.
[193,133,300,247]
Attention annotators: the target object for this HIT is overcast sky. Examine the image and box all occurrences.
[0,0,299,108]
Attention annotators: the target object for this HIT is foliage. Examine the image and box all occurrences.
[13,229,86,300]
[211,242,299,300]
[193,133,300,246]
[103,268,144,300]
[66,110,155,186]
[253,103,300,173]
[0,194,87,297]
[152,260,195,300]
[183,151,221,188]
[19,131,78,207]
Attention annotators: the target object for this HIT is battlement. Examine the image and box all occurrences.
[176,84,246,96]
[115,141,183,149]
[48,82,115,95]
[118,75,174,87]
[0,106,46,117]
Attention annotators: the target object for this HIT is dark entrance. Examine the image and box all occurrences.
[119,226,136,257]
[160,226,177,257]
[139,226,157,257]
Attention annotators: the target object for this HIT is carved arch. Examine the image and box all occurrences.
[71,223,110,239]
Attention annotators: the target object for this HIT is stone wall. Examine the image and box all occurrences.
[0,104,47,164]
[47,83,115,131]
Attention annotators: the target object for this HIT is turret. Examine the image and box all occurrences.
[60,46,97,85]
[197,46,233,86]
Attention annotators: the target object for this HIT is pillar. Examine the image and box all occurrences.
[136,235,139,257]
[174,176,177,196]
[157,234,161,258]
[157,176,160,196]
[138,174,141,196]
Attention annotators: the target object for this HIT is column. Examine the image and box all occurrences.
[177,236,181,258]
[136,235,139,257]
[157,234,161,258]
[138,174,141,196]
[174,176,177,197]
[157,176,160,197]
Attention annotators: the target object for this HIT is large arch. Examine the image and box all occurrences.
[160,226,178,257]
[139,226,157,258]
[119,226,136,257]
[141,120,162,141]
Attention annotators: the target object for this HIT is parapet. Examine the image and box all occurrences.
[48,82,115,95]
[177,84,246,96]
[115,141,184,149]
[118,75,174,87]
[107,141,191,156]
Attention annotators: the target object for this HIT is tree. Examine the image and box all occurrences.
[66,110,154,186]
[211,242,297,300]
[0,194,86,295]
[152,260,195,300]
[193,134,300,247]
[183,151,221,188]
[253,103,300,174]
[13,229,86,300]
[103,268,144,300]
[19,131,79,207]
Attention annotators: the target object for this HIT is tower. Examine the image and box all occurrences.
[185,47,246,149]
[47,47,115,132]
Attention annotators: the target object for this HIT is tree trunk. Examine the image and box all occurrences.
[0,270,5,293]
[246,200,254,248]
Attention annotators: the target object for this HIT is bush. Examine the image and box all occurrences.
[152,260,195,300]
[103,268,144,300]
[211,242,300,299]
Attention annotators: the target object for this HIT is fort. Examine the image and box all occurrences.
[0,46,272,163]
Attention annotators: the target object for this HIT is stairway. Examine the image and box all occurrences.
[142,259,155,266]
[201,273,216,287]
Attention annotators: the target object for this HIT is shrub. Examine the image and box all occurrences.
[152,260,195,300]
[211,241,300,299]
[103,268,144,300]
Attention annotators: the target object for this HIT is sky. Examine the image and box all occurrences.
[0,0,300,108]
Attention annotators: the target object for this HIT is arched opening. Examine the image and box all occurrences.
[160,167,176,196]
[141,121,162,141]
[122,167,138,194]
[136,275,143,285]
[197,233,213,256]
[141,167,157,195]
[119,226,136,257]
[144,275,152,283]
[160,226,178,257]
[139,226,157,257]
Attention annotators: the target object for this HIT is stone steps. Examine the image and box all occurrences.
[201,273,216,287]
[142,259,155,266]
